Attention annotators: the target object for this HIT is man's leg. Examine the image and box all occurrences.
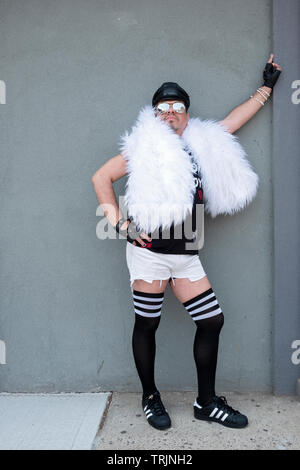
[131,279,169,398]
[131,279,172,430]
[169,276,248,428]
[168,276,224,404]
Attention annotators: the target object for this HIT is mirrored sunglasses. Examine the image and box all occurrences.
[156,102,186,114]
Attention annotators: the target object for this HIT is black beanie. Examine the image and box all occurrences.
[152,82,190,110]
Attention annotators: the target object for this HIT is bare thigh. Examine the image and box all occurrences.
[169,276,212,303]
[132,279,170,294]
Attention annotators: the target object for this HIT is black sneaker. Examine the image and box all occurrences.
[142,391,171,430]
[193,395,248,428]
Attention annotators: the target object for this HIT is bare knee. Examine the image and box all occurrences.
[132,279,169,293]
[170,275,211,288]
[169,275,212,303]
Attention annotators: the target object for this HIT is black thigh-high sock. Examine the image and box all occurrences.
[182,287,224,406]
[193,313,224,405]
[131,289,164,399]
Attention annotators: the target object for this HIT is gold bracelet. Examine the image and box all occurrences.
[258,87,271,97]
[250,95,265,106]
[256,88,269,101]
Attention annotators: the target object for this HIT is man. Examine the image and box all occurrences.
[92,54,281,431]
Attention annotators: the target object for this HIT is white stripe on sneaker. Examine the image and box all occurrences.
[209,407,219,417]
[221,413,229,422]
[194,400,202,409]
[216,410,224,419]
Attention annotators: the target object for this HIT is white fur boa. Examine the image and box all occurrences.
[120,105,259,233]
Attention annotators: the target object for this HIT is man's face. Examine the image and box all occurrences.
[155,100,189,136]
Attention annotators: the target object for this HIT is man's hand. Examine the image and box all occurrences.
[120,219,152,248]
[263,53,282,89]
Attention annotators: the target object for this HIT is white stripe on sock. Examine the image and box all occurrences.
[133,294,164,302]
[192,308,223,321]
[188,299,218,315]
[134,308,162,317]
[185,292,215,310]
[134,301,163,309]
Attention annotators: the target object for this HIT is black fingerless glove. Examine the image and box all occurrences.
[114,217,129,235]
[263,61,281,89]
[115,217,144,246]
[126,220,141,244]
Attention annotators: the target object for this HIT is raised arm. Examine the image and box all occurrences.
[219,53,282,134]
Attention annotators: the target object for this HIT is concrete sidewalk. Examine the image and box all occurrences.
[0,392,111,450]
[0,391,299,450]
[95,391,300,450]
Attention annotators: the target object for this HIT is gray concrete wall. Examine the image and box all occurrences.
[0,0,274,392]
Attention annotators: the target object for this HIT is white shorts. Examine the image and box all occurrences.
[126,241,207,289]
